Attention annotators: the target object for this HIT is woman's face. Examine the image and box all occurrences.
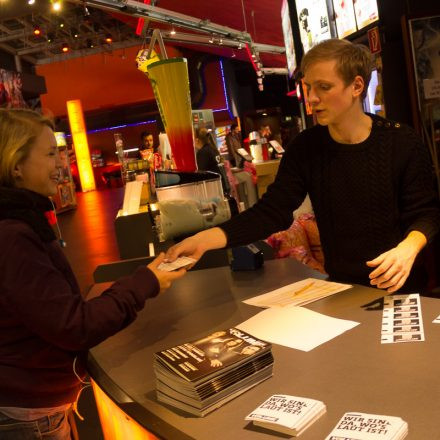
[14,125,62,197]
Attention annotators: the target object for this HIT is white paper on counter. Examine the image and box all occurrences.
[242,278,352,308]
[237,307,359,352]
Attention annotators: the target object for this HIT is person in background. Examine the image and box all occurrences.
[225,123,243,168]
[166,38,440,294]
[195,127,229,194]
[258,124,272,143]
[0,109,186,440]
[139,131,154,159]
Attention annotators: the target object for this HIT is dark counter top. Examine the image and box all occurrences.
[88,258,440,439]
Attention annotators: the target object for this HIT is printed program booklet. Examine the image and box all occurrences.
[325,412,408,440]
[245,394,326,436]
[154,328,273,416]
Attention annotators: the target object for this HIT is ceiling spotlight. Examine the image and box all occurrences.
[28,0,36,5]
[33,25,42,36]
[61,42,69,53]
[105,34,113,43]
[52,0,62,11]
[238,42,243,49]
[72,28,79,38]
[209,35,214,43]
[170,28,176,35]
[59,22,64,28]
[83,4,90,17]
[47,32,55,43]
[219,38,223,45]
[86,39,94,48]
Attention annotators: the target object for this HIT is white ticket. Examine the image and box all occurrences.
[157,256,196,272]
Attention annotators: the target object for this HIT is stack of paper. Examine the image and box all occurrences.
[242,278,352,308]
[246,394,326,436]
[325,412,408,440]
[381,293,424,344]
[154,328,273,417]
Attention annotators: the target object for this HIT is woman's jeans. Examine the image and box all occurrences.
[0,410,71,440]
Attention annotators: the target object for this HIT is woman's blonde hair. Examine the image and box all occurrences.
[300,39,374,99]
[0,108,54,187]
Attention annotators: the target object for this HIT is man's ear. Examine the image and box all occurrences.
[352,75,365,98]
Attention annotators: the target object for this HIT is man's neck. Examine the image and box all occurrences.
[328,107,372,144]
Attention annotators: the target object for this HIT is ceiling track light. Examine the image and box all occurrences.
[52,0,62,12]
[61,42,69,53]
[83,3,90,17]
[105,33,113,43]
[33,25,42,36]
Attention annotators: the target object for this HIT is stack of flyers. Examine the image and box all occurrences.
[325,412,408,440]
[381,294,424,344]
[245,394,326,436]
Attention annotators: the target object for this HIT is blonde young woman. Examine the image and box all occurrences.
[0,109,186,439]
[167,39,440,294]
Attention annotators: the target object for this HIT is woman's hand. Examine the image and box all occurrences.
[366,231,427,293]
[147,253,186,293]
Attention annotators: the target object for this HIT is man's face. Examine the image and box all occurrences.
[143,134,154,149]
[233,127,240,135]
[303,59,362,126]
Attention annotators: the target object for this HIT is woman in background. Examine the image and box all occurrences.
[0,109,186,439]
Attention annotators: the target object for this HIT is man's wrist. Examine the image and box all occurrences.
[399,230,427,254]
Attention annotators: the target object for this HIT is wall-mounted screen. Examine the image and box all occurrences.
[353,0,379,30]
[281,0,297,77]
[333,0,357,38]
[295,0,332,54]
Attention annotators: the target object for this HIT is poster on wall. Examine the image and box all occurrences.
[295,0,332,54]
[0,69,27,108]
[353,0,379,30]
[333,0,357,38]
[408,15,440,109]
[281,0,297,78]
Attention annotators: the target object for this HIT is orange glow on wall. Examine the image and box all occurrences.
[36,45,182,117]
[67,100,96,192]
[91,379,159,440]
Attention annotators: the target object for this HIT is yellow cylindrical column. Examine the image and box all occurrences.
[67,99,96,192]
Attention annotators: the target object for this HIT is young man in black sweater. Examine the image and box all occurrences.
[166,39,440,294]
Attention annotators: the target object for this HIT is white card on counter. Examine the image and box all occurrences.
[158,257,196,271]
[237,306,359,352]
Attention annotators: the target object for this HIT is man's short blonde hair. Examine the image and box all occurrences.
[300,39,374,99]
[0,108,54,187]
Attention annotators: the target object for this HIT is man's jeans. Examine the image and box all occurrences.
[0,410,71,440]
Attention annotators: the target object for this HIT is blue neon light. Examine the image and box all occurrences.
[65,119,156,137]
[219,59,233,118]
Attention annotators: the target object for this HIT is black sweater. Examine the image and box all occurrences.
[0,188,160,407]
[221,116,440,288]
